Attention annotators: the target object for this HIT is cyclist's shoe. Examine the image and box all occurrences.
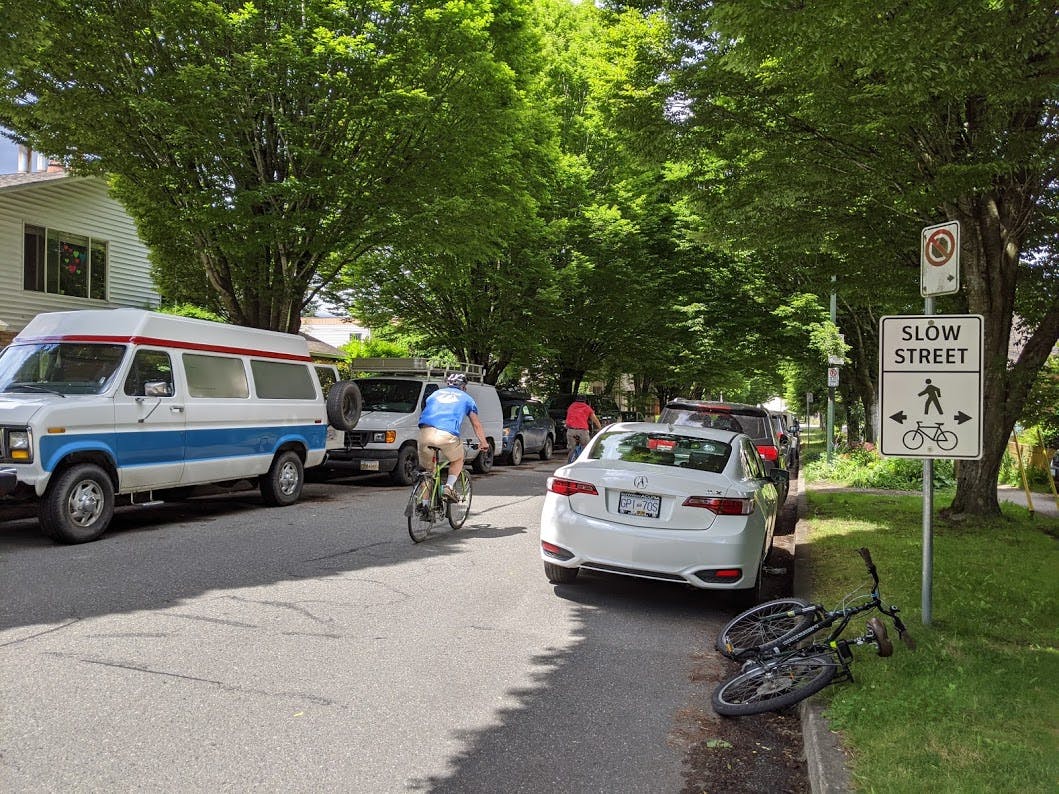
[415,500,431,518]
[443,485,458,503]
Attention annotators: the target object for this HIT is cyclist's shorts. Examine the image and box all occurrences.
[419,426,463,468]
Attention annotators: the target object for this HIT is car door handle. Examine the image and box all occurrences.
[170,405,184,413]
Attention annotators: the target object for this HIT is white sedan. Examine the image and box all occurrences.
[539,422,787,603]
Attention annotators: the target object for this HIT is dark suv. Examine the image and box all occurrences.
[548,393,621,448]
[498,392,556,465]
[658,399,790,500]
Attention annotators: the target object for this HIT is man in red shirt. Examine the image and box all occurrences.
[565,395,602,457]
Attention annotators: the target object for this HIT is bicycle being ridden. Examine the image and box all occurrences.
[564,395,602,464]
[405,442,475,542]
[711,547,915,716]
[409,372,487,541]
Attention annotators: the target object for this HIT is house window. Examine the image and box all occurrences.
[23,224,108,300]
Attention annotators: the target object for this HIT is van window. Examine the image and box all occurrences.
[314,365,337,395]
[183,353,249,398]
[355,378,422,412]
[251,360,316,399]
[124,350,175,397]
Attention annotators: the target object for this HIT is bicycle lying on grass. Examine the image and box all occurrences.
[404,443,475,543]
[711,547,915,716]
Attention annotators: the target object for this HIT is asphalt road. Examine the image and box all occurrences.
[0,459,751,793]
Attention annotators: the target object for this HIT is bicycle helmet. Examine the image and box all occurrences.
[446,372,468,389]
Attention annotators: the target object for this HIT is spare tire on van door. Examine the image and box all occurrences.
[327,381,362,431]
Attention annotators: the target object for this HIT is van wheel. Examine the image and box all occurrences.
[326,381,362,431]
[472,440,494,474]
[40,463,114,543]
[539,436,553,461]
[509,438,524,466]
[260,450,304,506]
[390,445,418,486]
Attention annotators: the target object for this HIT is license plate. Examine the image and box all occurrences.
[618,491,661,518]
[359,460,380,471]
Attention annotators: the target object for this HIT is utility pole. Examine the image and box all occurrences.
[827,276,836,463]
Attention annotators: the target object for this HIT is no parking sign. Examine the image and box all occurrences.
[921,221,960,297]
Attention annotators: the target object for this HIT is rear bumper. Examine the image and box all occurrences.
[540,493,765,590]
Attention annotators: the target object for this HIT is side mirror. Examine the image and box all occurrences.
[770,468,790,487]
[144,380,172,397]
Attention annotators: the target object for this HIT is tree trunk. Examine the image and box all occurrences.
[942,187,1059,517]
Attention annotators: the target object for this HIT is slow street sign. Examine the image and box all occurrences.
[878,314,983,459]
[921,221,960,297]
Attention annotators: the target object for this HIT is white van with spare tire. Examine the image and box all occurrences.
[327,358,502,485]
[0,308,362,543]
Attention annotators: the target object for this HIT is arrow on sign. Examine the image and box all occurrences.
[890,411,908,424]
[954,411,973,425]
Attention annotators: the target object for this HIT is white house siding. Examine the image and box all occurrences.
[0,174,158,336]
[299,317,371,348]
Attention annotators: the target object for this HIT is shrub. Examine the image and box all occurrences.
[805,444,954,490]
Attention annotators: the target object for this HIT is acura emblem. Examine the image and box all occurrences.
[634,475,648,489]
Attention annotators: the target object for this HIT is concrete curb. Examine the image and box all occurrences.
[794,470,853,794]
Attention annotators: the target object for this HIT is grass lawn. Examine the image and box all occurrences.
[801,486,1058,793]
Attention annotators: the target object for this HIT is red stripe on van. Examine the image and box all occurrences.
[13,334,312,362]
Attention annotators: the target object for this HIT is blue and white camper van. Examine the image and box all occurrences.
[0,308,361,543]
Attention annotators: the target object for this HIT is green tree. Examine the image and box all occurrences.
[649,0,1059,515]
[0,0,540,332]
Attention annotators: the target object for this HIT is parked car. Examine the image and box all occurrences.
[1051,449,1059,481]
[620,410,646,422]
[659,399,789,502]
[768,409,800,474]
[539,421,787,604]
[0,308,362,543]
[548,393,621,448]
[499,392,556,465]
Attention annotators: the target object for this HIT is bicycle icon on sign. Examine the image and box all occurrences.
[902,421,957,451]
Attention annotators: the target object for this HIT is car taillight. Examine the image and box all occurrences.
[683,496,755,515]
[756,445,779,462]
[548,477,599,496]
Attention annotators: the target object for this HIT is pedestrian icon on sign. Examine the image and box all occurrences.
[918,379,943,415]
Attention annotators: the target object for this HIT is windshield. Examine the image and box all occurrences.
[589,430,731,472]
[355,378,423,412]
[660,407,772,442]
[0,342,127,396]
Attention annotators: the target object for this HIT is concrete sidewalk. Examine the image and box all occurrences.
[997,485,1059,519]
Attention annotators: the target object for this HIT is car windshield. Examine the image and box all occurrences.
[589,430,731,472]
[0,342,126,396]
[355,378,422,412]
[660,407,772,443]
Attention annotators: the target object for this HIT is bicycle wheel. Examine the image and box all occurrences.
[936,430,958,451]
[447,470,473,529]
[711,652,836,716]
[715,597,813,659]
[407,477,437,543]
[902,429,924,450]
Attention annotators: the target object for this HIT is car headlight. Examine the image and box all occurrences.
[370,430,396,444]
[7,429,33,462]
[503,427,512,438]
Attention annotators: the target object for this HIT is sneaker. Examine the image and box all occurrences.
[443,485,458,503]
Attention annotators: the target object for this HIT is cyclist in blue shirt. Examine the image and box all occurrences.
[418,373,488,501]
